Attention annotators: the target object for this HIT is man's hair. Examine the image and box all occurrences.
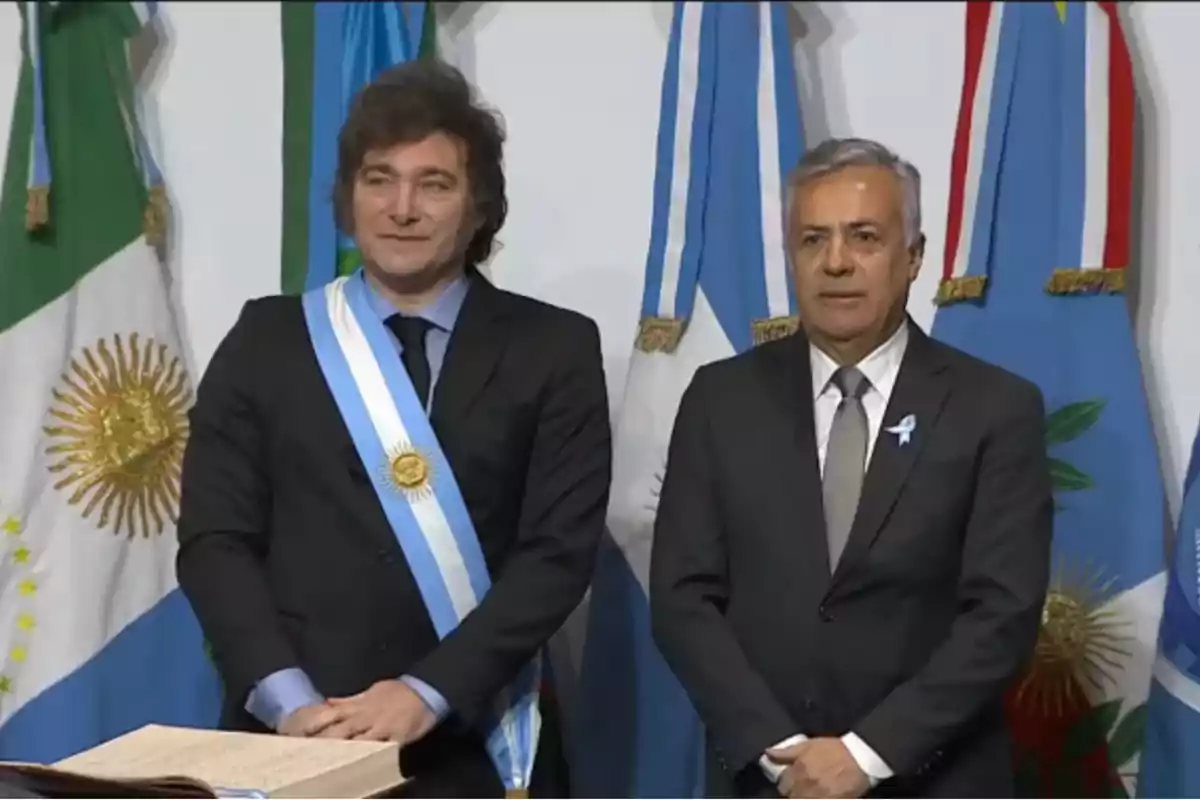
[334,58,507,272]
[787,137,923,247]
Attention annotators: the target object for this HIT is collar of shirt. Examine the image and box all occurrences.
[810,320,909,404]
[360,269,470,333]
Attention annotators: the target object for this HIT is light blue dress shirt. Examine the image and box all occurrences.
[245,271,469,730]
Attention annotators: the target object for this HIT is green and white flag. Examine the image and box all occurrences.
[0,1,220,762]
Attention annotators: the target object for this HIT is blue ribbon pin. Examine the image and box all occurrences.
[885,414,917,446]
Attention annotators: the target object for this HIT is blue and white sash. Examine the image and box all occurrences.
[302,272,541,796]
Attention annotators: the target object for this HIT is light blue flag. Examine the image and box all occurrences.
[571,2,804,795]
[1138,423,1200,796]
[930,3,1164,796]
[280,1,435,295]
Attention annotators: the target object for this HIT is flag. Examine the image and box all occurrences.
[1138,424,1200,796]
[0,2,221,761]
[571,2,804,795]
[930,2,1164,796]
[280,1,437,295]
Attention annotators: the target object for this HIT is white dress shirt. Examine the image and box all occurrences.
[759,321,909,787]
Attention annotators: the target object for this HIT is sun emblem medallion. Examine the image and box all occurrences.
[42,333,191,539]
[385,444,434,500]
[1011,563,1130,716]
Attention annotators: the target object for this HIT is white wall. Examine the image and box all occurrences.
[1,1,1197,515]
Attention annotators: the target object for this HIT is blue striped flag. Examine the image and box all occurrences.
[931,3,1164,796]
[571,2,804,795]
[281,1,436,295]
[1138,424,1200,796]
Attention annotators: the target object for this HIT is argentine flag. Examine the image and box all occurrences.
[572,2,805,795]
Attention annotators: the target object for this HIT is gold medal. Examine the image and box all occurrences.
[389,450,430,492]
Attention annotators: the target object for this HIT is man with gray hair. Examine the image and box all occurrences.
[649,138,1052,797]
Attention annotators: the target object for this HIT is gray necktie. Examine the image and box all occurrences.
[823,366,870,569]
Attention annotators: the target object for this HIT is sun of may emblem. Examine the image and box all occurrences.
[1014,564,1129,715]
[42,333,192,539]
[385,444,434,500]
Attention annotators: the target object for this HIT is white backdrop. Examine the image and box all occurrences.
[1,1,1197,515]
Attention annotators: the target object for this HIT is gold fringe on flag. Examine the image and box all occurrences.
[1044,266,1125,296]
[635,316,687,354]
[143,183,169,246]
[25,185,49,231]
[751,314,799,346]
[934,275,988,306]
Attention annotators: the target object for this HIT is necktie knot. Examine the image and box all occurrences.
[832,366,869,402]
[824,365,869,570]
[386,314,432,350]
[385,314,434,407]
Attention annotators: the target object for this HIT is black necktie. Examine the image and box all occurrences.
[386,315,433,408]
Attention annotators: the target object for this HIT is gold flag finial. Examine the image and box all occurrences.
[143,184,169,245]
[26,185,49,231]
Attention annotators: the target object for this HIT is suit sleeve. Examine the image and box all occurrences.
[406,316,612,718]
[649,370,798,773]
[176,301,301,708]
[853,379,1053,776]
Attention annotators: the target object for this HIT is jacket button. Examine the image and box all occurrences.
[803,697,816,711]
[818,605,832,622]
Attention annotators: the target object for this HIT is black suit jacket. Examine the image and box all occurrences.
[649,322,1053,798]
[175,273,612,797]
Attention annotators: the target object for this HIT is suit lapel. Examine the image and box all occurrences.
[764,333,833,584]
[828,323,954,592]
[431,271,512,426]
[339,442,402,553]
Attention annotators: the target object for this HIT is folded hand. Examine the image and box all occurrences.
[314,679,436,744]
[277,703,340,737]
[766,737,869,799]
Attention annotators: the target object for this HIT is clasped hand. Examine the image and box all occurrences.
[766,737,869,799]
[278,679,435,744]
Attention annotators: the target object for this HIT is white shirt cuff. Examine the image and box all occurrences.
[842,732,893,784]
[758,732,892,786]
[759,733,807,782]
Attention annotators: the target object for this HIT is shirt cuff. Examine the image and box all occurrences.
[759,733,808,783]
[842,732,893,785]
[401,674,450,721]
[245,668,324,730]
[758,732,892,787]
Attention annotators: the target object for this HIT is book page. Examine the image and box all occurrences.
[55,724,402,795]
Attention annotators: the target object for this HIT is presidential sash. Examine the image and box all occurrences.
[302,272,541,796]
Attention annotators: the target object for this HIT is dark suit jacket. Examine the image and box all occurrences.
[175,273,612,797]
[649,322,1053,798]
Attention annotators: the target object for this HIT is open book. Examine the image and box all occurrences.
[0,724,405,798]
